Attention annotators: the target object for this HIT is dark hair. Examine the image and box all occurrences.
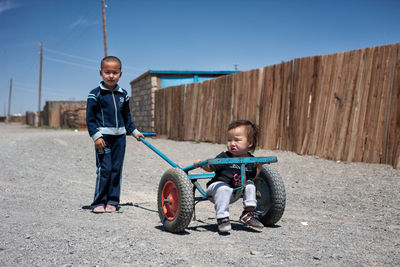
[101,56,122,70]
[228,120,259,152]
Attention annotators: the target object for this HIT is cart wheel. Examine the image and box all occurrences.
[157,168,193,233]
[253,164,286,226]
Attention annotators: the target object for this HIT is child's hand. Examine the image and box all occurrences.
[135,133,145,141]
[194,159,213,172]
[255,163,263,178]
[95,137,106,150]
[193,159,202,168]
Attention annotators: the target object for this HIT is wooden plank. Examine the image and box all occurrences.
[207,78,218,142]
[182,84,193,140]
[278,60,294,151]
[294,57,313,154]
[352,47,374,162]
[387,43,400,168]
[260,65,275,149]
[154,89,161,134]
[365,45,387,163]
[335,49,362,160]
[299,57,313,154]
[380,43,400,167]
[308,55,328,155]
[289,58,301,153]
[315,54,334,156]
[271,64,283,150]
[221,75,234,143]
[361,45,381,163]
[345,48,367,162]
[215,76,226,143]
[200,80,212,141]
[321,52,344,159]
[166,87,172,138]
[231,72,239,121]
[329,50,352,160]
[374,45,393,163]
[247,69,260,125]
[258,67,268,149]
[178,85,185,140]
[301,56,320,155]
[194,82,204,141]
[371,45,391,163]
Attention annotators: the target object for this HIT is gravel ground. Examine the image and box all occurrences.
[0,123,399,266]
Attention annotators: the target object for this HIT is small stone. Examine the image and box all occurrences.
[25,236,31,239]
[264,254,273,258]
[313,255,321,260]
[250,250,260,255]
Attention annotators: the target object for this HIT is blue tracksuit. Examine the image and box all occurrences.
[86,82,139,207]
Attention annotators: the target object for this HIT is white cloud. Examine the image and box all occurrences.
[70,17,99,29]
[0,0,19,14]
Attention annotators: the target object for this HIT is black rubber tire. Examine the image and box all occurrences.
[157,168,193,233]
[253,164,286,226]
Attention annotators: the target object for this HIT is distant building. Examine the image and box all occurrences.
[42,100,86,129]
[130,70,238,132]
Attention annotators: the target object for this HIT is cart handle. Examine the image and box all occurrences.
[141,132,156,137]
[139,135,180,168]
[182,156,277,172]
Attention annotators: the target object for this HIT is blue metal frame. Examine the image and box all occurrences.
[139,134,278,201]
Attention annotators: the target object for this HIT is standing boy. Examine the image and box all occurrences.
[86,56,144,213]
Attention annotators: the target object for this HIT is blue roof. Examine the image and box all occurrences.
[149,70,239,75]
[130,70,240,84]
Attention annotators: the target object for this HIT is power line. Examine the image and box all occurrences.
[43,56,98,70]
[43,48,98,63]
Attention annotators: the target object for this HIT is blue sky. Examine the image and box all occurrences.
[1,0,399,115]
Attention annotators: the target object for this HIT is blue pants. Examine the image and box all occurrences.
[91,134,126,207]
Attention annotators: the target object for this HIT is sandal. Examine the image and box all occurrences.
[105,204,116,213]
[92,205,105,213]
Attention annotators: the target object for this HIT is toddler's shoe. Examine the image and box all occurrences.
[217,217,231,232]
[239,211,264,229]
[105,204,117,213]
[92,205,105,213]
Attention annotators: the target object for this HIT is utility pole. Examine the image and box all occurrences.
[7,79,12,123]
[37,41,43,126]
[101,0,108,57]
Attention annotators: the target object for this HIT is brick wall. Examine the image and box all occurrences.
[130,74,158,132]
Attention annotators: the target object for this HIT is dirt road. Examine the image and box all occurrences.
[0,123,399,266]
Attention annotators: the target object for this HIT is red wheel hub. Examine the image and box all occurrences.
[161,181,179,220]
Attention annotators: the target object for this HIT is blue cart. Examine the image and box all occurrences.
[140,133,286,233]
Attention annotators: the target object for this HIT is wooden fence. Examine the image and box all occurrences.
[155,43,400,169]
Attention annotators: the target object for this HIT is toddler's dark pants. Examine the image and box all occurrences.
[91,134,126,207]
